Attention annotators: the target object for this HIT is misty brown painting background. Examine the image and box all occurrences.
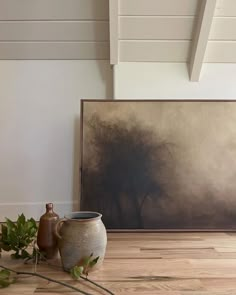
[81,101,236,229]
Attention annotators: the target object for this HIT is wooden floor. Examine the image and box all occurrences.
[1,232,236,294]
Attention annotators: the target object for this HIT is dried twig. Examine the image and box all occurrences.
[0,265,93,295]
[81,275,115,295]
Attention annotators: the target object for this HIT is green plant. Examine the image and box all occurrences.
[0,260,114,295]
[0,265,93,294]
[0,214,37,259]
[70,255,114,295]
[0,269,15,288]
[70,253,99,279]
[0,213,114,295]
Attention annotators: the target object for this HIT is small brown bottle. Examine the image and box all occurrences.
[37,203,59,259]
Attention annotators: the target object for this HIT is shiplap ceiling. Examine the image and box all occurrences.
[0,0,110,59]
[0,0,235,80]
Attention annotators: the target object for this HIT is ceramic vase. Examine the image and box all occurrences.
[55,211,107,271]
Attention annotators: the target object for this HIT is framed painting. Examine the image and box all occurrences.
[80,100,236,230]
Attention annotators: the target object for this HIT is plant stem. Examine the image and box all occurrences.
[81,276,115,295]
[0,265,94,295]
[42,261,115,295]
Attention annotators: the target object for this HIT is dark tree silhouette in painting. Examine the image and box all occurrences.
[81,115,174,229]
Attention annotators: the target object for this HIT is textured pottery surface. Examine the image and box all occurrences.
[55,211,107,271]
[37,203,59,259]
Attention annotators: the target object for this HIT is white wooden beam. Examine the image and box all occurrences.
[189,0,217,81]
[109,0,119,65]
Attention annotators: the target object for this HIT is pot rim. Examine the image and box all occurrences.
[64,211,102,222]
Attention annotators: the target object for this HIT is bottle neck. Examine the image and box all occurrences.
[46,203,54,213]
[46,208,53,214]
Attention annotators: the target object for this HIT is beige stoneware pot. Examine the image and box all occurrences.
[55,211,107,271]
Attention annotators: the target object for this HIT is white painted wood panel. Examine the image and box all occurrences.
[0,42,109,59]
[189,0,217,81]
[0,0,109,20]
[120,41,190,62]
[119,17,195,40]
[0,21,109,41]
[215,0,236,16]
[205,41,236,62]
[210,18,236,40]
[109,0,119,64]
[119,0,199,16]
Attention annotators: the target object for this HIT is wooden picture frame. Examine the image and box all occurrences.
[80,99,236,231]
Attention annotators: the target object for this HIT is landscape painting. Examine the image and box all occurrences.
[80,100,236,230]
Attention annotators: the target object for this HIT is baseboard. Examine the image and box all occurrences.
[0,201,79,222]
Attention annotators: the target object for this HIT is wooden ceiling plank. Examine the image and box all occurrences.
[189,0,217,81]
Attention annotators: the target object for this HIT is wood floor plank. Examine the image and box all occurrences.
[1,232,236,294]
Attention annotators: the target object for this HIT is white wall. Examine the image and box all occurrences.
[115,62,236,98]
[1,60,236,222]
[0,60,113,221]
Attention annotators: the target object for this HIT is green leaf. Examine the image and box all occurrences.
[5,218,16,231]
[0,269,15,288]
[0,278,10,288]
[89,256,99,268]
[82,255,92,268]
[17,214,26,226]
[1,225,7,240]
[29,227,37,236]
[0,270,11,280]
[0,243,11,252]
[21,249,30,259]
[8,232,18,248]
[29,218,37,229]
[70,266,84,280]
[80,254,99,276]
